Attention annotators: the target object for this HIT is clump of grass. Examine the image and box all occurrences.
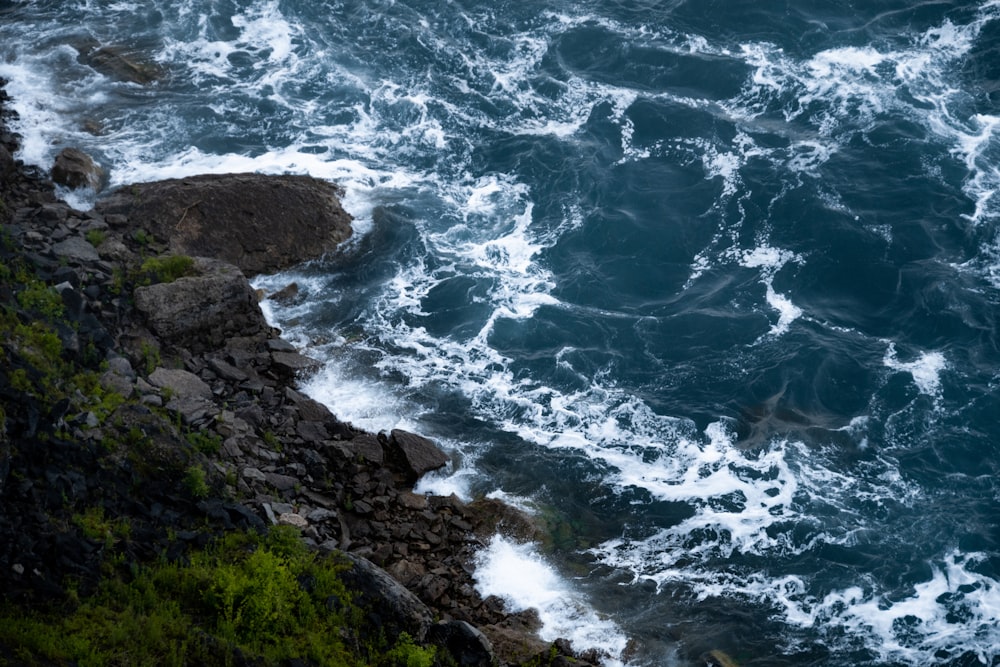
[139,255,195,285]
[183,465,209,499]
[84,229,106,247]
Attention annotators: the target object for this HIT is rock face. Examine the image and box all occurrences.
[389,429,450,481]
[96,173,354,276]
[51,147,103,191]
[133,257,269,349]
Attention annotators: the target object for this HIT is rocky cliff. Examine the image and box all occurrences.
[0,79,606,667]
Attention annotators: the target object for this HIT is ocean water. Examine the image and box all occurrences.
[2,0,1000,664]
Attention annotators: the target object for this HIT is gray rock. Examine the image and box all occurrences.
[307,507,338,522]
[51,147,103,191]
[52,237,101,263]
[242,467,267,482]
[77,44,163,84]
[390,429,449,479]
[271,351,322,376]
[133,257,267,348]
[148,367,212,400]
[265,472,299,492]
[163,397,215,426]
[428,620,496,667]
[262,502,278,525]
[95,173,353,276]
[99,370,135,399]
[278,513,308,528]
[340,552,434,643]
[208,357,249,383]
[345,433,385,465]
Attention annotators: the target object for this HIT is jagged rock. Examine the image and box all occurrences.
[278,513,308,528]
[389,429,449,480]
[164,397,215,426]
[95,173,353,276]
[133,257,267,348]
[264,472,299,492]
[338,552,434,644]
[269,282,299,303]
[345,433,385,465]
[50,148,103,191]
[0,143,15,180]
[148,368,212,400]
[271,351,322,377]
[428,620,496,667]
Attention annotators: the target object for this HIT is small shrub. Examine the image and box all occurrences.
[381,633,437,667]
[16,281,65,318]
[187,430,222,455]
[140,255,194,284]
[183,465,209,498]
[132,228,152,246]
[85,229,107,247]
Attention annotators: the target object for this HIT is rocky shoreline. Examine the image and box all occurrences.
[0,79,607,667]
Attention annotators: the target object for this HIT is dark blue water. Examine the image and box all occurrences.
[3,0,1000,664]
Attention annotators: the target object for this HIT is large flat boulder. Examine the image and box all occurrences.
[96,173,353,276]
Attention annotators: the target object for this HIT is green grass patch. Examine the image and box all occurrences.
[0,527,420,667]
[139,254,194,284]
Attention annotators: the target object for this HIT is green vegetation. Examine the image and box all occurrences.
[139,254,195,284]
[16,280,64,319]
[188,429,222,455]
[131,228,152,246]
[84,228,106,247]
[183,464,210,498]
[0,527,438,667]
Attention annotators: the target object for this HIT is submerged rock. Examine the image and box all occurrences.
[76,44,163,85]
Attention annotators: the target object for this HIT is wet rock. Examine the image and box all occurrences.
[95,173,353,276]
[268,282,299,303]
[271,351,322,377]
[50,148,103,191]
[77,44,163,85]
[389,429,449,480]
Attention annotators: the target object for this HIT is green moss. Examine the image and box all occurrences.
[84,229,107,247]
[188,429,222,455]
[140,254,194,284]
[73,507,131,549]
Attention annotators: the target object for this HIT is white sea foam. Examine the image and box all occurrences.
[883,343,948,397]
[780,551,1000,665]
[736,245,804,336]
[475,536,629,665]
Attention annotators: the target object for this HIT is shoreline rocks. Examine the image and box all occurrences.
[95,172,354,276]
[0,79,606,667]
